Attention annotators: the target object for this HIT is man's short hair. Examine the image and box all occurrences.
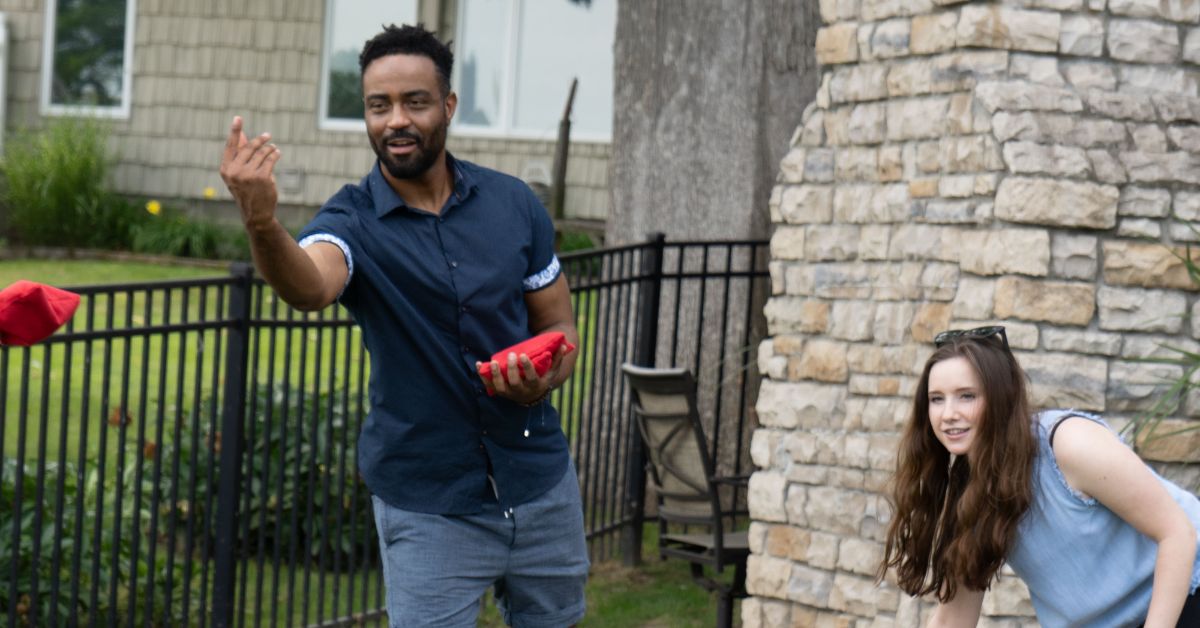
[359,24,454,95]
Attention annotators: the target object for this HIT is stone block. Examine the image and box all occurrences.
[860,225,891,260]
[749,471,789,523]
[922,262,960,301]
[1041,327,1123,355]
[1089,149,1129,184]
[831,300,877,341]
[995,177,1118,229]
[960,229,1051,276]
[748,554,793,598]
[873,263,925,300]
[993,276,1095,325]
[911,302,953,343]
[757,379,848,429]
[1117,218,1163,239]
[830,63,891,104]
[871,18,911,59]
[1168,125,1200,152]
[819,0,859,23]
[1108,360,1186,412]
[1108,0,1200,22]
[1170,221,1200,242]
[837,538,883,576]
[780,184,834,224]
[1186,28,1200,65]
[911,10,958,54]
[1130,123,1169,153]
[787,263,874,299]
[1102,240,1200,291]
[751,428,786,470]
[940,134,1005,172]
[806,486,867,535]
[975,80,1083,113]
[789,564,835,608]
[952,275,996,320]
[825,107,853,146]
[848,103,887,144]
[873,301,917,345]
[1060,14,1104,57]
[1021,351,1109,410]
[807,225,861,261]
[887,225,960,262]
[779,148,806,183]
[1120,186,1172,218]
[771,226,807,261]
[1176,191,1200,221]
[836,184,911,223]
[1051,233,1099,280]
[1108,19,1180,65]
[767,524,812,560]
[1098,285,1189,333]
[817,23,861,65]
[1123,335,1200,360]
[807,149,837,183]
[879,145,903,182]
[1117,65,1198,97]
[829,572,885,616]
[887,97,951,141]
[1010,53,1064,87]
[802,109,827,147]
[836,147,881,181]
[797,339,851,382]
[1136,420,1200,462]
[956,4,1060,52]
[1086,90,1158,123]
[1063,60,1117,90]
[1002,141,1091,178]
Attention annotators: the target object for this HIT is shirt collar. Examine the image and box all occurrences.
[369,152,477,219]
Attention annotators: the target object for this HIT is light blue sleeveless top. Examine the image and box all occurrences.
[1006,410,1200,627]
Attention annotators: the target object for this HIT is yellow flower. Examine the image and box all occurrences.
[145,200,162,215]
[203,186,216,199]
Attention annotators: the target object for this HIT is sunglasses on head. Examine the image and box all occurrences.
[933,325,1009,351]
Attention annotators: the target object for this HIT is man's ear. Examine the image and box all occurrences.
[444,91,458,122]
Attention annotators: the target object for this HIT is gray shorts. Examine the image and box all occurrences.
[371,462,590,627]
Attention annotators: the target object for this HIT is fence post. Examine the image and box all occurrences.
[211,263,253,628]
[622,232,665,567]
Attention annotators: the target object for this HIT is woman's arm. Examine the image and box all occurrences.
[928,587,984,628]
[1054,418,1197,628]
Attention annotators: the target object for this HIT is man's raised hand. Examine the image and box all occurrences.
[219,116,282,232]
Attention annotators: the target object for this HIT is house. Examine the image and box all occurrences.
[0,0,612,235]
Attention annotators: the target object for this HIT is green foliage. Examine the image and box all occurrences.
[3,117,147,248]
[131,209,250,261]
[0,454,201,625]
[559,230,597,253]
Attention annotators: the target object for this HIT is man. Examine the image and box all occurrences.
[219,24,588,628]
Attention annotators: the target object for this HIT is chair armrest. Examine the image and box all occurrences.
[711,474,751,487]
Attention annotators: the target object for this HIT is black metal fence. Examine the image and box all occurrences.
[0,235,768,627]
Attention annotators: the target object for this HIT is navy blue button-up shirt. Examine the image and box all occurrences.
[297,155,568,514]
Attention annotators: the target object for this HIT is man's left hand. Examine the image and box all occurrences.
[477,344,571,405]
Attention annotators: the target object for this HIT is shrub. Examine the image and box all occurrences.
[3,118,147,249]
[131,208,249,261]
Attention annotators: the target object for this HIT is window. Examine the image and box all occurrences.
[454,0,615,141]
[40,0,137,117]
[320,0,419,130]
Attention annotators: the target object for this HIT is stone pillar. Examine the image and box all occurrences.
[750,0,1200,625]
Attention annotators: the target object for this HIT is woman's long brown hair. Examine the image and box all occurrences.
[878,337,1036,602]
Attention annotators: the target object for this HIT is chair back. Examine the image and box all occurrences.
[621,364,721,528]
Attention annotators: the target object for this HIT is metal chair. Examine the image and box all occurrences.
[621,364,749,628]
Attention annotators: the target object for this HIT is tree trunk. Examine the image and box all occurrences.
[607,0,821,244]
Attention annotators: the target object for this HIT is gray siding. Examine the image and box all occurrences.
[1,0,609,225]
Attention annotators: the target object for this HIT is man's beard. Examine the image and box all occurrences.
[372,120,448,180]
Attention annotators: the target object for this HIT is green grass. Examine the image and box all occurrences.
[2,260,365,462]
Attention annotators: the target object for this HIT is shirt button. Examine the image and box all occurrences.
[461,346,469,353]
[460,305,469,313]
[450,261,458,269]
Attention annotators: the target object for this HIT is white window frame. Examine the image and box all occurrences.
[451,0,612,144]
[40,0,137,118]
[317,0,419,132]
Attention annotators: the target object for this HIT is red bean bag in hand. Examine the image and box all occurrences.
[0,280,81,346]
[476,331,575,389]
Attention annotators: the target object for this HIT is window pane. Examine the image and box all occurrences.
[512,0,614,137]
[454,0,510,128]
[325,0,418,120]
[49,0,128,107]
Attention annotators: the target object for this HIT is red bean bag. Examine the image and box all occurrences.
[0,280,81,346]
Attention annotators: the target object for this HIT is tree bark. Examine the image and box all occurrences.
[607,0,821,244]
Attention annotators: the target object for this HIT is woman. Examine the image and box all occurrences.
[880,326,1200,627]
